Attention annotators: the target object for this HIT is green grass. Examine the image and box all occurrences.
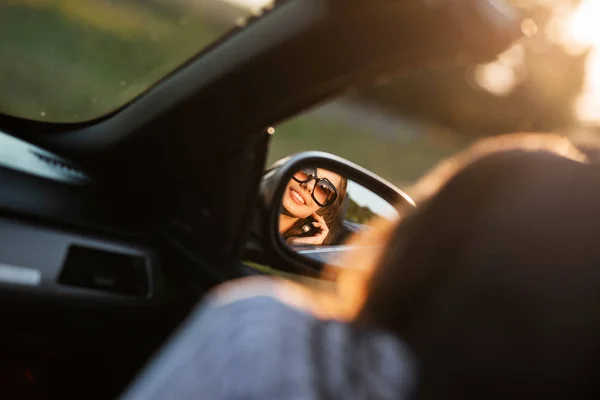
[0,1,227,121]
[269,111,463,188]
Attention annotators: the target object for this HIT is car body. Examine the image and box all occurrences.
[0,0,521,397]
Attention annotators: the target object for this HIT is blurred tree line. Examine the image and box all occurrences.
[345,199,376,225]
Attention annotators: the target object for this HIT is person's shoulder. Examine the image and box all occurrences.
[187,279,320,398]
[195,279,314,338]
[122,277,416,400]
[122,278,317,399]
[199,278,416,400]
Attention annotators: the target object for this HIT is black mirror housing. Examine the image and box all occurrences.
[255,151,415,277]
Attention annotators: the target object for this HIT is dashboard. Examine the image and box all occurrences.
[0,216,161,304]
[0,129,89,184]
[0,130,166,398]
[0,129,163,304]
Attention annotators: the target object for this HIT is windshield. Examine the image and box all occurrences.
[0,0,269,123]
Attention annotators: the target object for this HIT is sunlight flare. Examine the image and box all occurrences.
[564,0,600,123]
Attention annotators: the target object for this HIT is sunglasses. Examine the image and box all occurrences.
[292,167,338,207]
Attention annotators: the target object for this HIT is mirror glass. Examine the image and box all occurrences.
[279,166,398,267]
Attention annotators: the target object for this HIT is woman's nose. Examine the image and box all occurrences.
[299,182,311,193]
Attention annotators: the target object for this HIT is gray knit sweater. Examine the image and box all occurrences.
[121,290,415,399]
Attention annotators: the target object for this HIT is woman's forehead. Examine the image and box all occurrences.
[317,168,342,186]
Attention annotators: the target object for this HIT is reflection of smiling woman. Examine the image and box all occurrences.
[280,168,348,245]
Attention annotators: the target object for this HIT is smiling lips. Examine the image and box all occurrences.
[289,187,306,205]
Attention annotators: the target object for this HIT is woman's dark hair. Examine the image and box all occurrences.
[357,150,600,399]
[282,176,348,245]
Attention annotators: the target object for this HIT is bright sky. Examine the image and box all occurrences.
[564,0,600,123]
[347,180,399,220]
[476,0,600,123]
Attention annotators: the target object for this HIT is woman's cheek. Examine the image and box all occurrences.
[298,203,319,219]
[298,207,313,219]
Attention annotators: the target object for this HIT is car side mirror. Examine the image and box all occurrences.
[254,151,415,277]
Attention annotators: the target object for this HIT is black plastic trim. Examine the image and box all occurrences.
[0,216,162,305]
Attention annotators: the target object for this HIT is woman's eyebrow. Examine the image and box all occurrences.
[316,169,341,189]
[321,177,335,187]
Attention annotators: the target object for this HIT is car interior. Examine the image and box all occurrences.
[0,0,522,397]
